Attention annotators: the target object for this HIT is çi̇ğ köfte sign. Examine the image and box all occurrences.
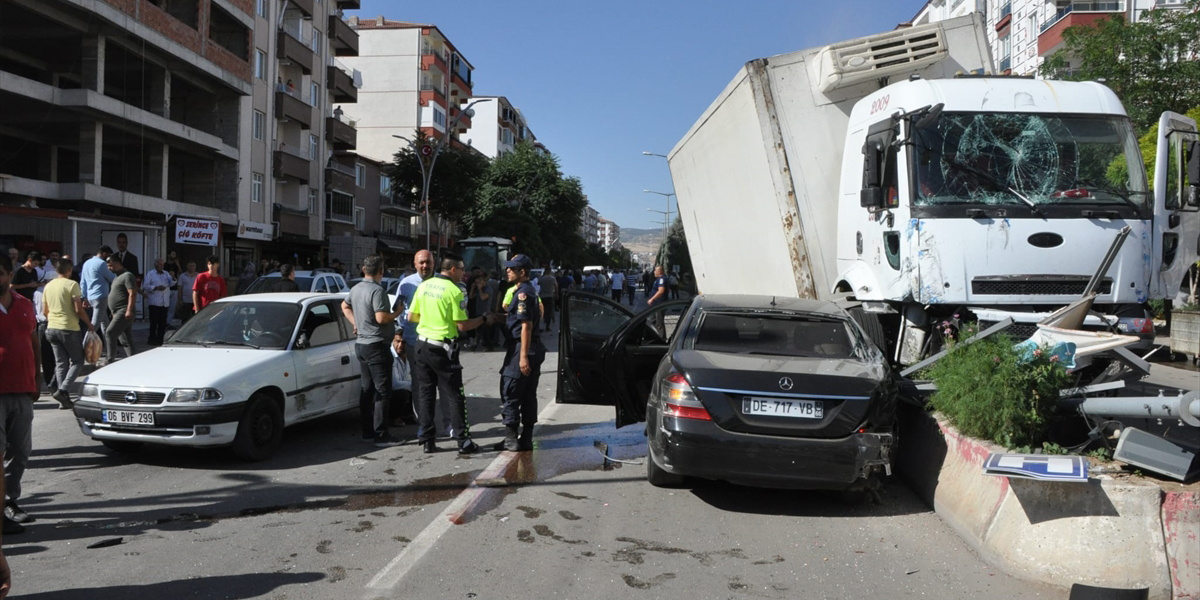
[175,218,219,246]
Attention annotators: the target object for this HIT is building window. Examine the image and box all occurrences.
[255,49,266,79]
[308,188,317,214]
[252,173,264,203]
[433,107,446,127]
[354,207,365,230]
[380,175,392,196]
[311,29,322,52]
[310,82,320,107]
[253,110,265,140]
[309,134,318,159]
[326,191,354,222]
[256,0,266,17]
[381,214,400,235]
[355,163,366,187]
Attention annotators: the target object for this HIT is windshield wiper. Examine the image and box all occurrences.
[1075,179,1146,217]
[941,156,1043,215]
[196,339,261,349]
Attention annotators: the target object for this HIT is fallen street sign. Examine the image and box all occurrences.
[982,453,1089,482]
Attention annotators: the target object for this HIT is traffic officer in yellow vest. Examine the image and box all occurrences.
[495,254,545,452]
[408,253,497,454]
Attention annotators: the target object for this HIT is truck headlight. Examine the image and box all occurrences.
[167,388,223,403]
[80,384,99,399]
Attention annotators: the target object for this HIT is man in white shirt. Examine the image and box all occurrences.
[610,270,625,302]
[176,261,198,325]
[142,258,175,346]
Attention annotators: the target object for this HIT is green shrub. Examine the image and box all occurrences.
[924,334,1072,449]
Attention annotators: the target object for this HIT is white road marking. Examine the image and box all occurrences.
[363,401,564,594]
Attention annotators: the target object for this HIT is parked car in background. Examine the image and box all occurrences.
[243,270,348,295]
[72,293,362,460]
[348,277,400,296]
[558,292,898,491]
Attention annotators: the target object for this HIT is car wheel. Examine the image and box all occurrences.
[646,448,685,488]
[101,440,144,453]
[232,393,284,461]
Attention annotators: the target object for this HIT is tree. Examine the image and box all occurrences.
[656,216,693,277]
[386,130,490,240]
[607,245,633,270]
[1040,1,1200,133]
[464,142,589,264]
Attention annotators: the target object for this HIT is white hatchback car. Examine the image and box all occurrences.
[73,293,362,460]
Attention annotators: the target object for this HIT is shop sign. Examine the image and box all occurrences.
[176,218,219,246]
[238,220,274,241]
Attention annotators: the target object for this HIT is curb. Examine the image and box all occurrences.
[898,404,1197,600]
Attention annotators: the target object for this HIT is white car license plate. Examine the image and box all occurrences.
[742,397,823,419]
[102,410,155,426]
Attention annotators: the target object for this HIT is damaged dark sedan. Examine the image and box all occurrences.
[557,293,898,491]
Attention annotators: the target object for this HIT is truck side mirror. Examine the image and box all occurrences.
[1187,140,1199,207]
[861,141,884,209]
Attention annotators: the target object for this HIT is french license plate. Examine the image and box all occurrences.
[742,397,823,419]
[102,410,155,426]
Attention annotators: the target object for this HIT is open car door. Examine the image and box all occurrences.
[557,291,635,406]
[1151,111,1200,301]
[602,299,691,427]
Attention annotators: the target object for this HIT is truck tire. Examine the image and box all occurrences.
[848,306,888,354]
[232,393,284,462]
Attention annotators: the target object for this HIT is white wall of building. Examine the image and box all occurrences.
[342,27,421,163]
[463,100,501,158]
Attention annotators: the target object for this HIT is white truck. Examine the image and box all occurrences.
[668,14,1199,365]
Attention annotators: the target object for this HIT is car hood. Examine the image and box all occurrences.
[84,347,286,389]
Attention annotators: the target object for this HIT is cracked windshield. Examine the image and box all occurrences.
[914,113,1148,210]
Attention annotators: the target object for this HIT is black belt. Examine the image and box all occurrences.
[418,335,458,352]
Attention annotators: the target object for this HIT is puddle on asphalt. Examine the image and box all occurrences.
[338,471,479,510]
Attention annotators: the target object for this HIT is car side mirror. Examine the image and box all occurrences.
[295,333,309,349]
[861,140,884,210]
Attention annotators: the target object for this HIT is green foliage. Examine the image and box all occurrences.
[462,142,588,264]
[607,246,634,270]
[386,130,490,227]
[656,216,693,275]
[925,333,1072,449]
[1040,1,1200,133]
[1109,106,1200,189]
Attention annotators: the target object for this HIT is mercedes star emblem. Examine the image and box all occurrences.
[124,391,138,404]
[779,377,794,391]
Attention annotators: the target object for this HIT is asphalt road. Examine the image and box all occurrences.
[8,320,1063,600]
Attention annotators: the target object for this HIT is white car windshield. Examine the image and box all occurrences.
[170,301,300,349]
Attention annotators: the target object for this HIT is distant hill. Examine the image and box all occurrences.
[619,227,664,254]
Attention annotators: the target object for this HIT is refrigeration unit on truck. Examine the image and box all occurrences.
[668,14,1199,365]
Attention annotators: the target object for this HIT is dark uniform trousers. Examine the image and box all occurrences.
[414,340,470,445]
[499,338,545,431]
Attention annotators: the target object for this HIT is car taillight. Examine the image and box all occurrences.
[1118,318,1153,334]
[662,371,711,421]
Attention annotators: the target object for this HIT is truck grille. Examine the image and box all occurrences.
[101,390,166,405]
[971,277,1111,296]
[978,321,1038,340]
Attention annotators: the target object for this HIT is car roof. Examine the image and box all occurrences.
[212,292,345,304]
[259,271,342,278]
[693,294,847,316]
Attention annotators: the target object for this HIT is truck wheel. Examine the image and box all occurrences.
[848,306,888,354]
[232,394,284,461]
[646,449,685,488]
[101,440,144,453]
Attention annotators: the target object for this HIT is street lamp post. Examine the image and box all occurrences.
[393,98,492,251]
[643,189,675,267]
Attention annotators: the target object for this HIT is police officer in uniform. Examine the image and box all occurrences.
[408,254,497,454]
[495,255,545,452]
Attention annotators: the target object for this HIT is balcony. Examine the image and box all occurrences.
[381,195,422,217]
[274,147,311,183]
[996,1,1012,30]
[326,191,355,224]
[421,51,448,74]
[275,89,312,129]
[326,116,356,150]
[1039,2,1124,55]
[336,0,360,9]
[277,29,314,75]
[418,85,446,108]
[999,55,1012,72]
[325,161,355,193]
[327,65,357,103]
[286,0,313,16]
[329,15,359,57]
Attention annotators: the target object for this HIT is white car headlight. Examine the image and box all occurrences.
[80,384,99,399]
[167,388,223,403]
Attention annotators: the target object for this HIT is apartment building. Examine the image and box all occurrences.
[909,0,1190,77]
[598,219,620,253]
[461,95,538,159]
[0,0,253,269]
[341,17,476,250]
[325,152,420,270]
[580,204,600,247]
[235,0,360,272]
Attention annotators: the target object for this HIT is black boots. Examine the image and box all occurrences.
[494,427,519,452]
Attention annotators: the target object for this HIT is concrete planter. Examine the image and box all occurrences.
[898,404,1198,599]
[1171,310,1200,360]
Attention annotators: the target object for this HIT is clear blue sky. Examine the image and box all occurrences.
[348,1,923,230]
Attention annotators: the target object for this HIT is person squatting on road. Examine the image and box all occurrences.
[408,254,497,455]
[495,254,545,452]
[341,255,405,448]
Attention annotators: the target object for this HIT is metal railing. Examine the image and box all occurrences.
[1041,1,1124,33]
[326,193,354,223]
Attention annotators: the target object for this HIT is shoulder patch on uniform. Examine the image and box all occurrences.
[517,292,527,301]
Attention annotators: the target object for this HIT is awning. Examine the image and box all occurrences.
[378,237,413,252]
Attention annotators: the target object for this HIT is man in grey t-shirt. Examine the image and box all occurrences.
[105,255,138,363]
[341,255,405,447]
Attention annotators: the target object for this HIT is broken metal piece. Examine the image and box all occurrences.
[900,317,1014,377]
[1113,427,1200,481]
